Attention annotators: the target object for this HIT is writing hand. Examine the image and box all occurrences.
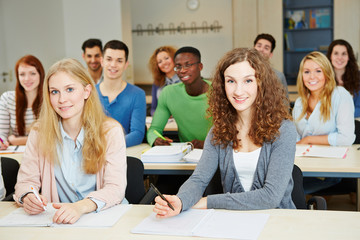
[23,193,48,215]
[154,137,173,146]
[153,195,182,218]
[0,140,9,150]
[190,139,204,149]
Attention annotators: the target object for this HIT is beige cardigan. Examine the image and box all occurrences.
[14,120,127,210]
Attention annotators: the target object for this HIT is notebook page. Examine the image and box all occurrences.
[183,149,203,162]
[0,145,26,153]
[296,145,348,158]
[141,143,191,162]
[0,204,131,228]
[0,205,56,227]
[54,204,132,228]
[194,211,270,240]
[131,209,212,236]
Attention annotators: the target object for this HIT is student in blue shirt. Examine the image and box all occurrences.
[292,51,355,194]
[96,40,146,147]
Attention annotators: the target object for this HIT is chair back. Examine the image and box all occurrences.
[291,164,307,209]
[125,156,146,204]
[1,157,20,200]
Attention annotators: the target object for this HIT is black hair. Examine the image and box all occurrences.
[174,46,201,62]
[254,33,276,52]
[81,38,102,52]
[103,40,129,61]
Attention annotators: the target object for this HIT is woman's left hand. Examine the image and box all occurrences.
[52,199,97,224]
[192,197,207,209]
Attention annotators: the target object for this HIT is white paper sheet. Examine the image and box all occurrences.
[295,145,348,158]
[132,208,269,240]
[0,204,132,228]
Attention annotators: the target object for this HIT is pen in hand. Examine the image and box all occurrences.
[30,185,47,211]
[153,130,167,141]
[150,183,175,211]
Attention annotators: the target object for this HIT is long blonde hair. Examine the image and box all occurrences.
[296,51,336,122]
[36,58,109,174]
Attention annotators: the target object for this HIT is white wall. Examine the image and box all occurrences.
[130,0,233,84]
[0,0,125,93]
[1,0,66,87]
[63,0,123,62]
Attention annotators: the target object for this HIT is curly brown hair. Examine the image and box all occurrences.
[208,48,291,150]
[326,39,360,95]
[148,46,177,87]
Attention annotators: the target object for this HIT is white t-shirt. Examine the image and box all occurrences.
[233,147,261,191]
[0,162,5,200]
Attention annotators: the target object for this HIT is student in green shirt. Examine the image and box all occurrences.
[147,46,212,149]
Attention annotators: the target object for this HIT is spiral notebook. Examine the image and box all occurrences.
[141,142,202,163]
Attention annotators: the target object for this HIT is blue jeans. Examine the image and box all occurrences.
[303,177,342,195]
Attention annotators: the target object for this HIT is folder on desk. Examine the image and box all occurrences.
[296,145,348,158]
[141,143,202,163]
[131,209,269,239]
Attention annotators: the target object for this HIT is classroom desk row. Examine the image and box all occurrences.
[0,202,359,240]
[3,143,360,210]
[127,143,360,211]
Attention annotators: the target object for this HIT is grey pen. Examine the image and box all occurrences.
[14,145,19,151]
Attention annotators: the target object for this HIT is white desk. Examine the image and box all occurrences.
[0,202,359,240]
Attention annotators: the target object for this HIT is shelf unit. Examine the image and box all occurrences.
[283,0,333,85]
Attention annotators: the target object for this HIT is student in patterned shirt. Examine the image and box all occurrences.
[0,55,44,149]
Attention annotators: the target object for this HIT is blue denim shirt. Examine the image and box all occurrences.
[292,86,355,146]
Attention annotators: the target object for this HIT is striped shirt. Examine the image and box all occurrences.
[0,91,35,141]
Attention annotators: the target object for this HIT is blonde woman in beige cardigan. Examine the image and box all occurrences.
[14,59,127,224]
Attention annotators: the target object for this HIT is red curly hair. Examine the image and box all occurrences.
[208,48,291,150]
[148,46,177,87]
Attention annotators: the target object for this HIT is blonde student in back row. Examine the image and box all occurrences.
[154,48,296,218]
[14,58,127,224]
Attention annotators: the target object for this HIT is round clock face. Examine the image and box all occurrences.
[187,0,199,10]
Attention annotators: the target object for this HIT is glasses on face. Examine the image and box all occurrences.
[174,62,200,72]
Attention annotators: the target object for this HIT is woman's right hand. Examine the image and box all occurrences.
[0,140,9,150]
[154,137,173,146]
[22,193,48,215]
[153,195,182,218]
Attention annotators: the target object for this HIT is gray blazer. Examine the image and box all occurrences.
[177,120,297,210]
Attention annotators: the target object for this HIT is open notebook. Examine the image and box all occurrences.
[0,145,26,154]
[295,145,349,158]
[131,209,269,240]
[141,143,203,163]
[0,204,131,228]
